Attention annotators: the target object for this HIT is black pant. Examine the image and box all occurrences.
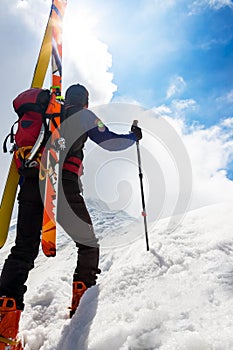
[0,175,100,310]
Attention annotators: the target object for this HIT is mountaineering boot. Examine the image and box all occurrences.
[0,297,23,350]
[70,281,87,318]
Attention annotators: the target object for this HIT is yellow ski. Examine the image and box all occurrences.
[0,5,53,248]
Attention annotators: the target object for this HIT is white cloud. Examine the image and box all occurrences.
[166,115,233,209]
[153,104,172,116]
[172,98,198,112]
[168,114,233,209]
[155,98,198,121]
[166,76,187,99]
[7,0,50,35]
[62,2,117,105]
[207,0,233,8]
[190,0,233,13]
[216,89,233,105]
[221,117,233,128]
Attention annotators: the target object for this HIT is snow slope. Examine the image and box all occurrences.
[1,201,233,349]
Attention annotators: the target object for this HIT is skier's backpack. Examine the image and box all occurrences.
[3,88,51,170]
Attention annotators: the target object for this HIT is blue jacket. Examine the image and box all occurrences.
[62,106,136,177]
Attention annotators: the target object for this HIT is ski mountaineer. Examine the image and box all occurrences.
[0,84,142,340]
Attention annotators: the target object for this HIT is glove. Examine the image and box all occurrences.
[131,125,142,141]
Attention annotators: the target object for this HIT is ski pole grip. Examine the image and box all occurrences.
[133,120,138,127]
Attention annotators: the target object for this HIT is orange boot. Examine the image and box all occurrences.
[0,297,23,350]
[70,281,87,318]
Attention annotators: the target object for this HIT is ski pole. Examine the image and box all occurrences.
[132,120,149,251]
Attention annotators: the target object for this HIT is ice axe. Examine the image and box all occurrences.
[132,120,149,251]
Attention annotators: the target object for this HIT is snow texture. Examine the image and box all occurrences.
[1,201,233,349]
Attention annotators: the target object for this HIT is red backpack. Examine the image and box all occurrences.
[4,88,51,170]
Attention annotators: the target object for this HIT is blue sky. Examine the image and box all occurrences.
[1,0,233,214]
[89,0,233,127]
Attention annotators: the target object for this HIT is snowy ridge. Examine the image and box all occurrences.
[86,198,138,248]
[1,202,233,349]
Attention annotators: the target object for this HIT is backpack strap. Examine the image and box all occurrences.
[49,115,59,129]
[3,120,19,153]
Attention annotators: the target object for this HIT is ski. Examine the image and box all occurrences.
[41,0,67,257]
[0,5,53,249]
